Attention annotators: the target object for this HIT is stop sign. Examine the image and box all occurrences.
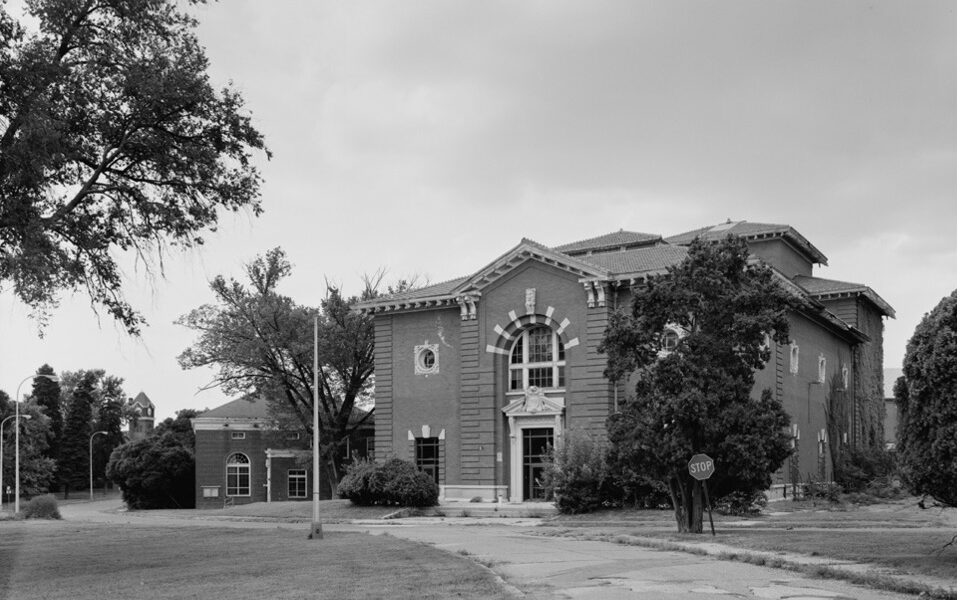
[688,454,715,480]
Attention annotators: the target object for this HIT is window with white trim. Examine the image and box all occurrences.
[509,326,565,391]
[789,341,799,374]
[226,453,251,496]
[842,366,849,389]
[287,469,307,499]
[231,431,246,440]
[817,354,827,384]
[661,329,681,352]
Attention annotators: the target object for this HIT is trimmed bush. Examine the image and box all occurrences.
[21,494,61,520]
[337,458,438,507]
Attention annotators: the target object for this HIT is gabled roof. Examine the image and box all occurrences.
[577,244,690,277]
[554,230,662,255]
[452,238,609,295]
[356,238,609,312]
[666,221,828,266]
[793,275,895,317]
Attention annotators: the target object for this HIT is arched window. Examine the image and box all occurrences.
[226,453,251,497]
[509,326,565,391]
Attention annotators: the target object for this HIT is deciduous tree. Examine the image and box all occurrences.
[896,290,956,507]
[0,0,268,333]
[177,248,377,493]
[601,236,797,533]
[0,397,57,497]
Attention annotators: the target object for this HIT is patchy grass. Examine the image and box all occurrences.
[0,521,515,600]
[141,499,399,522]
[703,529,957,580]
[539,529,955,600]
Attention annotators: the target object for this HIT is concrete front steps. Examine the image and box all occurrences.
[436,500,557,518]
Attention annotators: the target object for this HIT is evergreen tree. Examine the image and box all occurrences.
[0,398,56,497]
[58,372,97,497]
[92,379,126,490]
[31,365,63,463]
[897,290,956,507]
[601,236,798,533]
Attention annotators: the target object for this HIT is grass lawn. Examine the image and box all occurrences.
[141,499,401,522]
[548,497,957,582]
[0,521,515,600]
[699,529,957,580]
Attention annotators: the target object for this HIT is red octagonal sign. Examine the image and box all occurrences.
[688,453,715,480]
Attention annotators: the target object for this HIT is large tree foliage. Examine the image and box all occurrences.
[31,364,62,462]
[601,236,797,533]
[0,0,267,333]
[0,397,57,497]
[177,248,377,493]
[896,290,956,507]
[57,370,96,496]
[106,430,194,509]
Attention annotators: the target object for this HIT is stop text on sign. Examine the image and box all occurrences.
[688,453,714,480]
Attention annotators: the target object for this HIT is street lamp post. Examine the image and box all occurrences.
[0,414,31,511]
[89,431,108,501]
[14,372,59,514]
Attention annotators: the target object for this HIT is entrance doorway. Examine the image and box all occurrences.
[522,428,553,500]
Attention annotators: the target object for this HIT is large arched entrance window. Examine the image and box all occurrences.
[508,325,565,391]
[226,453,251,497]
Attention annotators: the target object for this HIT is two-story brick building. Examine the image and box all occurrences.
[355,221,894,502]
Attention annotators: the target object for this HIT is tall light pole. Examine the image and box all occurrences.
[89,430,108,501]
[14,372,59,514]
[0,414,31,511]
[310,314,323,539]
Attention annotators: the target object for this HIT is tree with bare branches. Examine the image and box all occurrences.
[177,248,380,493]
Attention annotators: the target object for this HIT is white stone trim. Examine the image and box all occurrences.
[557,317,571,335]
[508,309,518,322]
[563,337,580,350]
[486,344,510,355]
[414,341,440,376]
[545,306,555,319]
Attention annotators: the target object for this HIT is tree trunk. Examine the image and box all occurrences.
[670,474,705,533]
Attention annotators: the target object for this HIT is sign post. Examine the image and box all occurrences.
[688,453,716,536]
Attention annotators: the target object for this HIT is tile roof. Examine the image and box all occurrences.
[199,396,271,419]
[793,275,895,317]
[129,391,153,408]
[666,221,828,265]
[554,230,662,255]
[578,245,690,276]
[362,275,470,304]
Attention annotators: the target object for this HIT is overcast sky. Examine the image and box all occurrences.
[0,1,956,421]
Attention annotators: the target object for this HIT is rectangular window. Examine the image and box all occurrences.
[528,367,553,388]
[285,431,300,440]
[288,470,307,499]
[365,436,376,458]
[510,368,523,391]
[202,486,219,498]
[231,431,246,440]
[415,437,440,484]
[226,468,250,496]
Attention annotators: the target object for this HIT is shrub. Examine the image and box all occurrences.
[543,429,615,514]
[337,458,438,507]
[802,479,841,503]
[713,490,767,516]
[834,447,897,493]
[21,494,61,520]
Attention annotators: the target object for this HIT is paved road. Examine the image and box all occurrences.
[59,500,918,600]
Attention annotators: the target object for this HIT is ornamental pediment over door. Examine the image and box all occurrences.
[502,386,565,418]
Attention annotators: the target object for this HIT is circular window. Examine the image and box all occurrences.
[661,330,680,352]
[418,348,436,370]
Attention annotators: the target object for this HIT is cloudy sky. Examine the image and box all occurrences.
[0,1,955,420]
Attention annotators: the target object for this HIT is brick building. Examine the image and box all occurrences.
[191,396,373,508]
[126,391,155,442]
[355,221,894,502]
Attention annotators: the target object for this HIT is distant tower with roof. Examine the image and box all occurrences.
[127,392,155,441]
